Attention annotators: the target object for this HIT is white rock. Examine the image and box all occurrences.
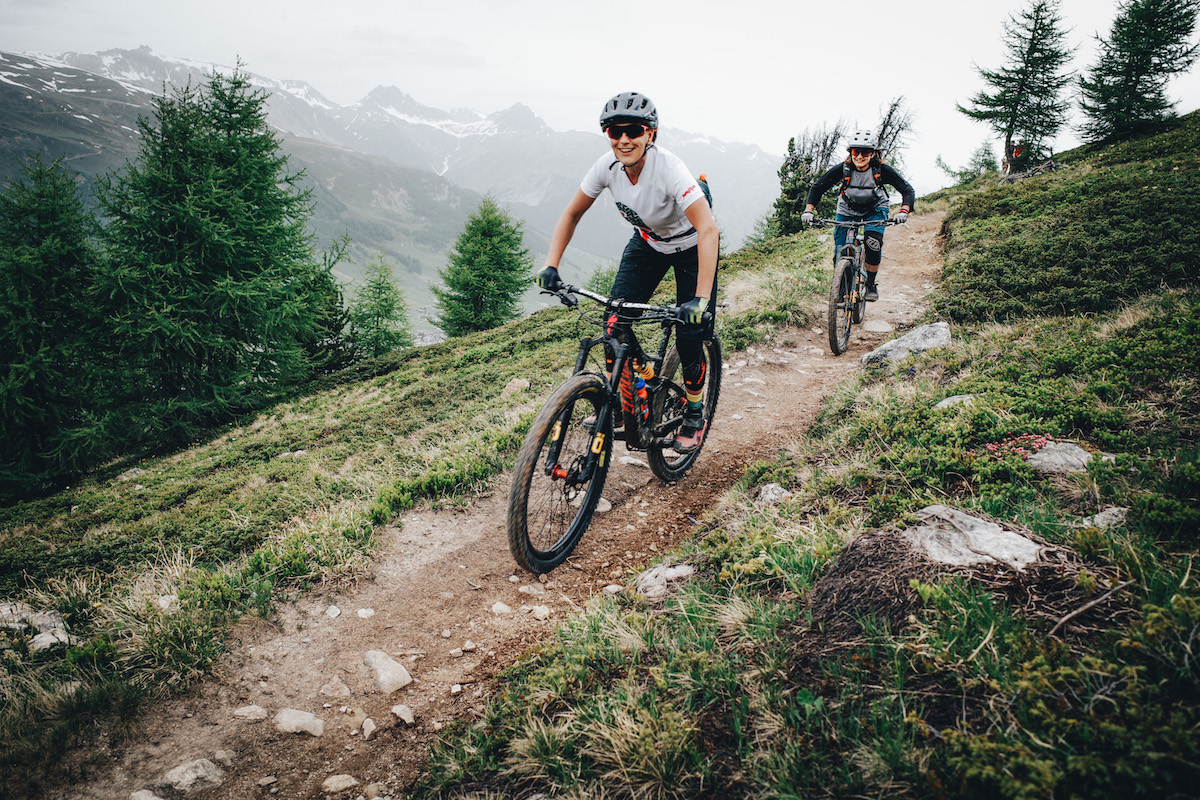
[618,456,649,468]
[319,676,351,698]
[603,584,624,596]
[492,601,514,615]
[325,605,341,618]
[30,629,74,651]
[462,640,477,652]
[233,704,268,720]
[861,321,951,367]
[391,704,416,725]
[935,394,976,409]
[903,505,1042,571]
[530,605,551,620]
[1080,506,1130,530]
[131,791,166,800]
[1026,441,1093,474]
[356,608,375,618]
[757,483,793,506]
[322,774,359,792]
[363,650,413,693]
[274,709,324,736]
[635,561,696,600]
[862,319,893,333]
[164,758,225,792]
[361,718,377,740]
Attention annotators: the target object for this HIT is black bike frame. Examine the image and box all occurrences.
[543,286,694,480]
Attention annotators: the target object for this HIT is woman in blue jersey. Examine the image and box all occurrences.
[537,91,718,453]
[801,130,915,301]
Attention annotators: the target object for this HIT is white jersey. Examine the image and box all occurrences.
[580,145,707,254]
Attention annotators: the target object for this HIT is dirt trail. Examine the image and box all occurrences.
[62,212,945,800]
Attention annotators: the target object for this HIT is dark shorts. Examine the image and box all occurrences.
[608,234,718,387]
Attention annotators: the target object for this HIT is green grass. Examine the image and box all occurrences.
[5,112,1200,799]
[0,224,828,794]
[412,115,1200,799]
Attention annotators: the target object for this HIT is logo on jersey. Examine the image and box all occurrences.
[615,201,662,242]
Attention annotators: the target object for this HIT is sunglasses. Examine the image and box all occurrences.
[606,123,651,140]
[850,148,875,157]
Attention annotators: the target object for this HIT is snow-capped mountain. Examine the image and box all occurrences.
[0,46,782,320]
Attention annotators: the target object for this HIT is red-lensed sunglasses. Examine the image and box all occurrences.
[850,148,875,157]
[605,123,651,140]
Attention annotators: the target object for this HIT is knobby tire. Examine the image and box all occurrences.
[827,258,855,355]
[507,373,612,574]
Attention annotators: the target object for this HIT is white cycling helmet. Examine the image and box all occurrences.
[847,130,878,151]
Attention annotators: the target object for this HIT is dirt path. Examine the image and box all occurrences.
[62,213,945,800]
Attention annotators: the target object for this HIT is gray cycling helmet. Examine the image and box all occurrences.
[847,129,878,150]
[600,92,659,130]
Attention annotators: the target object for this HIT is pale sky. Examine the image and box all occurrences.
[3,0,1198,196]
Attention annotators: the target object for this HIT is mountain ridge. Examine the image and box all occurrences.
[0,46,781,331]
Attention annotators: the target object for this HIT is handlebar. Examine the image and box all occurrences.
[541,284,711,324]
[811,217,902,228]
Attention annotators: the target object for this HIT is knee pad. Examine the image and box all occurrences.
[864,231,883,266]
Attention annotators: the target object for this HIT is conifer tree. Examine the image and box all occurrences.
[433,197,532,337]
[95,66,339,445]
[772,122,847,235]
[347,251,415,359]
[957,0,1075,169]
[1079,0,1200,142]
[0,154,103,498]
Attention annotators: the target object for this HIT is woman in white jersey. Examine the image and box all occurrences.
[537,91,718,453]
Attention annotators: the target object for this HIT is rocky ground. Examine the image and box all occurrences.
[59,213,947,800]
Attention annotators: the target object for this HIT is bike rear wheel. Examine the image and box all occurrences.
[507,373,612,574]
[827,258,855,355]
[647,337,722,482]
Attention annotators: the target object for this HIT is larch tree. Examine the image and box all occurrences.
[957,0,1075,170]
[0,154,104,499]
[1079,0,1200,142]
[95,66,341,446]
[433,197,532,337]
[347,251,415,359]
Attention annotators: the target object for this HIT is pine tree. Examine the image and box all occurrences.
[0,154,104,498]
[772,122,847,235]
[1079,0,1200,142]
[433,197,532,337]
[347,251,415,359]
[94,66,336,445]
[957,0,1075,169]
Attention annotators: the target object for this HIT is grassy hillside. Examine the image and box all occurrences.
[413,117,1200,798]
[2,112,1198,798]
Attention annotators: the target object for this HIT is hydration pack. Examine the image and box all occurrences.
[841,162,884,212]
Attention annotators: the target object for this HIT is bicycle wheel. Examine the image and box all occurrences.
[827,258,855,355]
[851,258,867,325]
[507,373,612,574]
[647,336,722,482]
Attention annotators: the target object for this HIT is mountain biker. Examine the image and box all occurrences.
[801,130,915,302]
[536,91,719,453]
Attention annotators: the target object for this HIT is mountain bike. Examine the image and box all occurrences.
[507,285,722,574]
[813,217,900,356]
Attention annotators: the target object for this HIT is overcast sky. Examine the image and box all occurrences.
[3,0,1199,196]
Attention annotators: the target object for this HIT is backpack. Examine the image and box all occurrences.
[698,173,713,207]
[840,161,884,212]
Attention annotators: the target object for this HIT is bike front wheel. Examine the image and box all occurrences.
[507,373,612,574]
[827,258,855,355]
[647,337,722,482]
[851,259,867,325]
